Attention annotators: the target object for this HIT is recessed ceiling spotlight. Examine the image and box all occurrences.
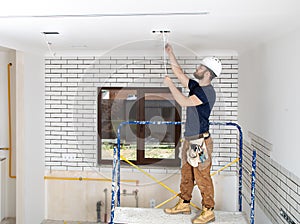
[152,30,171,34]
[41,32,60,35]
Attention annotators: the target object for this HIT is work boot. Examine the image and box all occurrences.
[192,207,215,224]
[164,199,191,215]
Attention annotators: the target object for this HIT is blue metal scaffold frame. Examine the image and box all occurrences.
[109,121,257,224]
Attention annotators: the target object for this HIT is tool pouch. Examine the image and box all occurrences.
[187,138,208,167]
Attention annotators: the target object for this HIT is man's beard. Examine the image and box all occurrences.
[193,72,204,80]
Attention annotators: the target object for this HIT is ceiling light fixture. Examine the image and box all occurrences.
[0,11,209,19]
[42,31,60,35]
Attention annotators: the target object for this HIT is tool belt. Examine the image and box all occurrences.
[186,136,209,167]
[185,131,210,141]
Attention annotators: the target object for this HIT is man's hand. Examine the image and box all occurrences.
[165,43,173,55]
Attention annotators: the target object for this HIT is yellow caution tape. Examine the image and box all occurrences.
[155,158,240,208]
[120,155,201,210]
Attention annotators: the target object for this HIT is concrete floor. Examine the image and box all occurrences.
[4,208,249,224]
[114,207,249,224]
[41,221,97,224]
[1,219,97,224]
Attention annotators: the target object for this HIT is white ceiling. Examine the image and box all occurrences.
[0,0,300,55]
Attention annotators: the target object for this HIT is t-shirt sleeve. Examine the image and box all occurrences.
[188,79,209,104]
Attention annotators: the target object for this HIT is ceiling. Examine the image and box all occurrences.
[0,0,300,55]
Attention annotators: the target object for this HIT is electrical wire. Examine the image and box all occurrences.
[43,33,56,57]
[162,32,168,75]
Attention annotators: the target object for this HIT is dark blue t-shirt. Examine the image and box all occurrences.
[184,79,216,137]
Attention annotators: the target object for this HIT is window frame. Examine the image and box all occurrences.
[97,87,182,167]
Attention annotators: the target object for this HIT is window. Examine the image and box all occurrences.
[98,87,182,166]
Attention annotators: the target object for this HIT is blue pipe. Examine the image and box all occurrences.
[109,145,117,223]
[250,150,257,224]
[209,122,243,212]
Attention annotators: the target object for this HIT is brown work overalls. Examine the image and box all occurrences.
[179,136,214,209]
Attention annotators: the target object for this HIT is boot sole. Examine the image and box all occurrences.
[164,210,191,215]
[192,216,215,224]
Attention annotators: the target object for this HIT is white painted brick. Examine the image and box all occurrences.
[62,73,78,78]
[66,69,84,73]
[67,59,83,64]
[46,162,63,166]
[133,59,151,64]
[61,64,77,69]
[83,59,96,64]
[45,55,239,171]
[61,135,77,141]
[51,60,67,64]
[51,87,67,92]
[83,68,100,74]
[50,130,68,137]
[46,64,61,69]
[99,69,114,74]
[214,83,232,88]
[51,105,67,109]
[94,64,111,69]
[51,69,67,73]
[116,59,131,64]
[47,118,61,122]
[127,64,145,69]
[221,79,238,84]
[150,69,165,74]
[47,82,62,88]
[150,78,164,83]
[144,64,161,69]
[46,144,62,149]
[100,59,117,64]
[46,127,61,131]
[133,69,151,73]
[66,78,81,82]
[116,78,134,83]
[115,69,133,73]
[218,92,232,97]
[45,152,61,157]
[132,78,150,83]
[77,118,94,123]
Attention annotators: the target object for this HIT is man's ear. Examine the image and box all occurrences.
[204,70,211,77]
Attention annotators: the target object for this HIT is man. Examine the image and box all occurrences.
[163,44,222,224]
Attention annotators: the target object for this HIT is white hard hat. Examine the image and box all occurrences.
[200,56,222,77]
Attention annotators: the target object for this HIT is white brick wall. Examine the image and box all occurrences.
[243,133,300,224]
[45,55,239,173]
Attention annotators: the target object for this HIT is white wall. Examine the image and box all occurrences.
[239,29,300,223]
[0,51,9,148]
[22,52,45,223]
[239,29,300,176]
[0,48,16,218]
